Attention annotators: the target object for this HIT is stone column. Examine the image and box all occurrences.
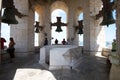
[116,0,120,56]
[83,0,104,54]
[83,2,91,52]
[38,12,45,47]
[10,0,34,56]
[0,0,2,63]
[67,6,78,45]
[110,0,120,80]
[42,5,51,45]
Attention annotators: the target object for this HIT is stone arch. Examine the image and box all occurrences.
[50,1,68,44]
[33,5,47,47]
[75,6,84,45]
[75,7,83,24]
[50,1,68,15]
[34,5,44,24]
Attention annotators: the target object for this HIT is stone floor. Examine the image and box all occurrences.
[0,52,110,80]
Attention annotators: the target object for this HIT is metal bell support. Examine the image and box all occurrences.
[34,21,43,33]
[2,7,18,24]
[34,21,40,33]
[51,17,67,33]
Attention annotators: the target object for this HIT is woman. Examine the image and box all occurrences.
[7,37,16,62]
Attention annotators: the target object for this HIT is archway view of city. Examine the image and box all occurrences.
[1,9,116,48]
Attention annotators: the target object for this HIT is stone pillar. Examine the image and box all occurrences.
[83,4,91,52]
[10,0,34,56]
[38,13,45,47]
[42,5,51,45]
[39,31,46,47]
[110,0,120,80]
[116,0,120,55]
[110,64,120,80]
[83,0,105,54]
[67,6,78,45]
[0,0,2,63]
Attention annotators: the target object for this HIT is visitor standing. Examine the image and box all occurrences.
[0,37,6,51]
[111,39,116,52]
[55,39,58,44]
[44,38,48,45]
[7,37,16,62]
[62,38,66,45]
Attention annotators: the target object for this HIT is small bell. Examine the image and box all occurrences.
[35,27,40,33]
[77,27,83,35]
[34,21,40,33]
[55,26,62,32]
[76,20,83,35]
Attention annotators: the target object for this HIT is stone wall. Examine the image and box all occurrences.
[9,0,105,56]
[11,0,34,56]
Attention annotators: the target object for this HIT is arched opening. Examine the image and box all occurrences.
[51,9,67,44]
[34,11,39,46]
[75,7,83,46]
[78,13,83,46]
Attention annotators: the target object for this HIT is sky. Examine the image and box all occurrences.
[1,9,116,46]
[50,9,116,43]
[51,9,67,44]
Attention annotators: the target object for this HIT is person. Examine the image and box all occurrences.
[0,37,6,51]
[66,38,70,45]
[44,38,48,45]
[62,38,66,45]
[55,39,58,44]
[0,37,6,61]
[7,37,16,62]
[111,39,116,52]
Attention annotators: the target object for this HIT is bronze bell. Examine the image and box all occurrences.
[2,7,18,24]
[35,27,40,33]
[77,27,83,35]
[100,11,115,27]
[34,21,40,33]
[55,26,62,32]
[77,20,83,35]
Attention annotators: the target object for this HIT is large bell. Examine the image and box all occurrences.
[100,11,115,27]
[55,26,62,32]
[2,7,18,24]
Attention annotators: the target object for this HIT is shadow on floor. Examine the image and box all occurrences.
[0,53,110,80]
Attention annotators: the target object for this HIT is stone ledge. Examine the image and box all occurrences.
[110,64,120,80]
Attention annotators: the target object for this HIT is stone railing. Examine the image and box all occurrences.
[102,48,111,57]
[109,53,120,80]
[109,53,120,66]
[39,45,77,65]
[39,45,83,70]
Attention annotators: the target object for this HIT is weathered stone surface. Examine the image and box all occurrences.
[110,64,120,80]
[13,68,56,80]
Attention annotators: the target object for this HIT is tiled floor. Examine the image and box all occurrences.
[0,52,110,80]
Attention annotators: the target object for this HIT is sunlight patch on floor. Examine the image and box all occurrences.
[95,52,107,58]
[13,68,56,80]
